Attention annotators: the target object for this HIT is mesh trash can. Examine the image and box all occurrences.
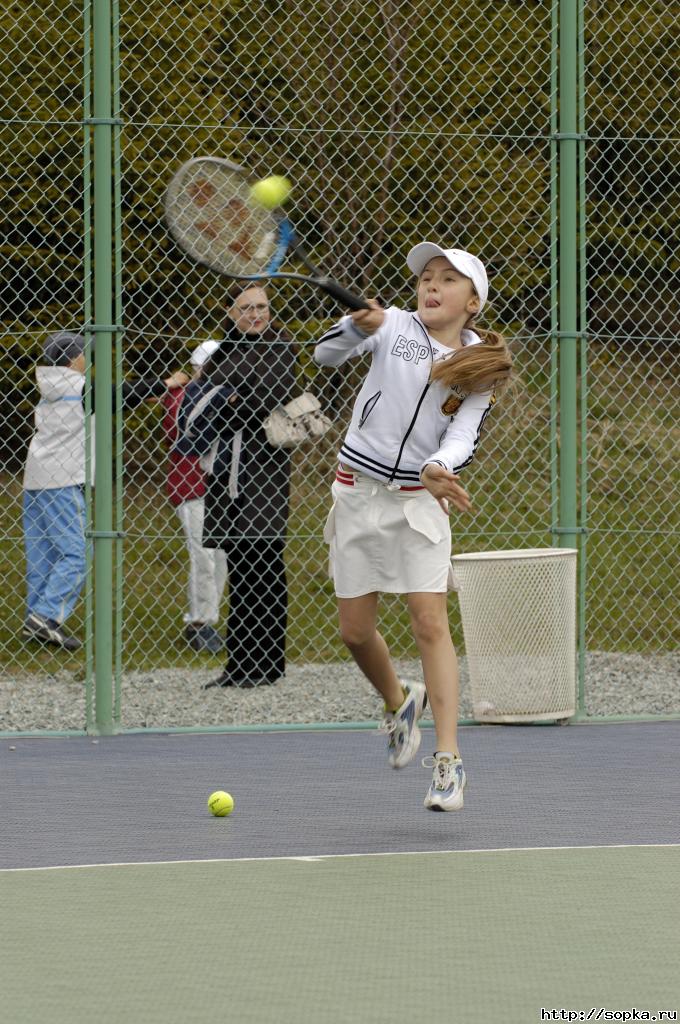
[451,548,577,723]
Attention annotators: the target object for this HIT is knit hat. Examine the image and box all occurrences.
[43,332,86,366]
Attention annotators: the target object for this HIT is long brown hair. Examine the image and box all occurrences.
[430,318,513,397]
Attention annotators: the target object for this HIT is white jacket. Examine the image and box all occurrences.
[22,367,93,490]
[314,306,495,486]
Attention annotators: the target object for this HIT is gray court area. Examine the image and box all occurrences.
[1,722,679,868]
[1,724,679,1024]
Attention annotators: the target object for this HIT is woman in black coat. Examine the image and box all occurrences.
[179,283,297,687]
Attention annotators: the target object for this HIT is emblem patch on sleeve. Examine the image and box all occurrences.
[441,385,468,416]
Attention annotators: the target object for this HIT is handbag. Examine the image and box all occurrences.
[263,391,333,449]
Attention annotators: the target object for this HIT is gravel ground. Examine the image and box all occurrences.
[1,652,678,732]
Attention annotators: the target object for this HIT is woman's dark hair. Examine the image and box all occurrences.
[225,280,268,308]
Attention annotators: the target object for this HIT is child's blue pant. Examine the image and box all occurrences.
[22,487,87,624]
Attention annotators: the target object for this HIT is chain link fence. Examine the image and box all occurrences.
[1,0,678,731]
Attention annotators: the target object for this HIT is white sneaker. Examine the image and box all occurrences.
[380,680,427,769]
[423,753,466,811]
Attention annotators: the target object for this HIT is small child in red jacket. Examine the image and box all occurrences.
[162,341,227,653]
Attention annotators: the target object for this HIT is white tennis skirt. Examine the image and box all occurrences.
[323,469,453,597]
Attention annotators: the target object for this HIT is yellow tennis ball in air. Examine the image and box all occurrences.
[249,175,292,210]
[208,790,234,817]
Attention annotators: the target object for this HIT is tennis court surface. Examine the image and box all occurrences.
[2,722,678,1023]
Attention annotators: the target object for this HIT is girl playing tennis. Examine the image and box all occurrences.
[315,244,512,810]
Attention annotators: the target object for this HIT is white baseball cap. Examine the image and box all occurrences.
[190,339,220,367]
[406,243,488,312]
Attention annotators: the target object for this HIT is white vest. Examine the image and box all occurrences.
[22,367,94,490]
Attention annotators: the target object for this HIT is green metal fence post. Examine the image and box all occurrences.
[112,0,123,726]
[577,0,588,715]
[557,0,579,553]
[92,0,115,734]
[83,0,95,732]
[550,0,559,540]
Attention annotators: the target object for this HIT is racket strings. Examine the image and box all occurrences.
[166,159,278,275]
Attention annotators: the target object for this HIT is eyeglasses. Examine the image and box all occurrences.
[235,303,269,315]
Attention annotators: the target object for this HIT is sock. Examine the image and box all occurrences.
[435,750,460,762]
[385,685,408,714]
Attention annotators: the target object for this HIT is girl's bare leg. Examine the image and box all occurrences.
[337,594,405,710]
[407,591,459,755]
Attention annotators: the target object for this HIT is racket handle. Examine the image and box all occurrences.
[314,278,370,311]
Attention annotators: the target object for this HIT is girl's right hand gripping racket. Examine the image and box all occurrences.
[164,157,369,311]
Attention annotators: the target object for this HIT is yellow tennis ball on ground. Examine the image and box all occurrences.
[208,791,234,817]
[249,175,291,210]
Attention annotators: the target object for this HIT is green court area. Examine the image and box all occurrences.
[2,845,678,1023]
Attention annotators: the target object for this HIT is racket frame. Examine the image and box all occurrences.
[164,156,369,311]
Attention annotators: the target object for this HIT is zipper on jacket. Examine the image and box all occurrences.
[387,379,432,484]
[387,318,434,484]
[358,390,381,428]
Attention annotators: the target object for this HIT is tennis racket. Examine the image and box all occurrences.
[164,157,369,311]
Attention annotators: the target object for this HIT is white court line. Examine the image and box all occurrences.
[0,842,678,874]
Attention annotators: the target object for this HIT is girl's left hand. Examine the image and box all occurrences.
[421,464,472,514]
